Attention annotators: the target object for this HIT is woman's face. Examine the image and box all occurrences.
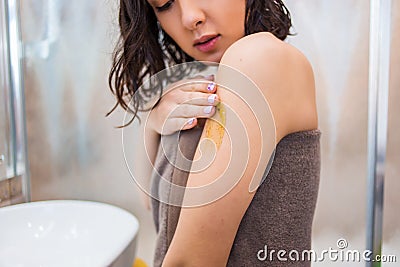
[147,0,246,63]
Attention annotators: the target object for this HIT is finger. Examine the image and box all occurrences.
[176,117,199,131]
[180,81,217,93]
[181,117,198,130]
[170,103,216,119]
[179,92,219,106]
[159,117,198,135]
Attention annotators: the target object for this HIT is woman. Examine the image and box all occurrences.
[109,0,321,266]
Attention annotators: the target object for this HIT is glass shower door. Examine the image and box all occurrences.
[0,0,30,203]
[0,0,13,181]
[285,0,399,266]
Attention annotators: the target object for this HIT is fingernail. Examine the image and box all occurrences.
[207,82,216,91]
[208,94,217,104]
[187,118,195,125]
[204,106,213,114]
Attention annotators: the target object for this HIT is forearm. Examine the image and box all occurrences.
[133,111,160,191]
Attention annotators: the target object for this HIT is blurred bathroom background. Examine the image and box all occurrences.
[0,0,399,265]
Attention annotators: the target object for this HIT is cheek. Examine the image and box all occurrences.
[156,12,179,35]
[158,19,186,44]
[157,19,173,37]
[220,2,246,35]
[224,15,245,40]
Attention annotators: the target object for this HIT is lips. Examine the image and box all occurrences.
[193,34,221,53]
[194,34,220,46]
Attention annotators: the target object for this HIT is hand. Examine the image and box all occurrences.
[147,75,219,135]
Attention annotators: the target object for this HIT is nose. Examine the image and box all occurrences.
[179,0,205,30]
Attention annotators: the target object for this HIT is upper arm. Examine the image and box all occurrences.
[162,32,313,266]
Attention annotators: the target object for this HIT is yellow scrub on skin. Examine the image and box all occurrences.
[204,101,226,150]
[132,258,148,267]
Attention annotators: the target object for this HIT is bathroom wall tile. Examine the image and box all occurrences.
[0,179,10,207]
[10,194,25,205]
[0,177,24,207]
[10,175,22,197]
[0,199,11,208]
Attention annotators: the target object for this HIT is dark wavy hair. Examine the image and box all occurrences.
[108,0,292,126]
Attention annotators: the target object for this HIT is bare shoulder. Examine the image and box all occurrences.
[221,32,312,78]
[220,32,318,139]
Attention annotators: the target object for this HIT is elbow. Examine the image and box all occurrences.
[162,249,187,267]
[162,256,185,267]
[162,255,225,267]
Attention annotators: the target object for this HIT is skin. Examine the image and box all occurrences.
[147,0,245,152]
[148,0,246,62]
[140,0,246,208]
[140,0,318,266]
[162,32,318,267]
[204,100,225,150]
[147,76,220,135]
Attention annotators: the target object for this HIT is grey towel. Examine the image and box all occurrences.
[150,122,321,267]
